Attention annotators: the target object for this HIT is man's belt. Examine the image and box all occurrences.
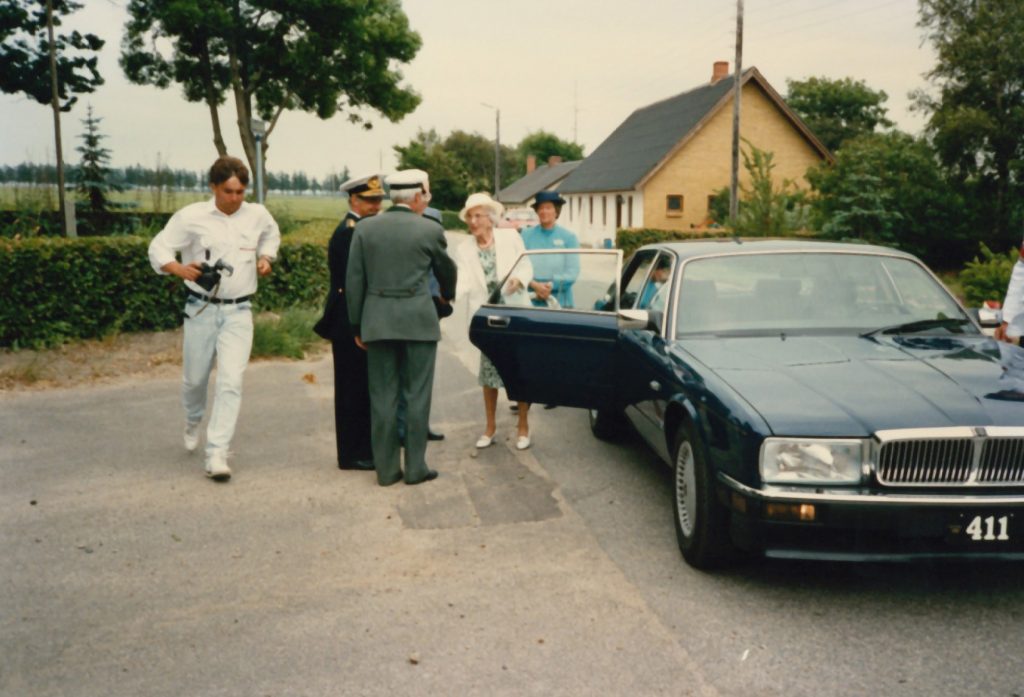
[187,289,253,305]
[368,287,420,298]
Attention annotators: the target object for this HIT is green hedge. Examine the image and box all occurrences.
[0,235,328,348]
[0,210,173,238]
[615,227,731,258]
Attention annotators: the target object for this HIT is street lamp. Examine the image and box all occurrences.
[251,118,267,204]
[481,103,500,196]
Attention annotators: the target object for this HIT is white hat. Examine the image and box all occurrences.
[386,169,429,192]
[459,192,504,222]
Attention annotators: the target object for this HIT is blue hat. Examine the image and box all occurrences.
[531,190,566,209]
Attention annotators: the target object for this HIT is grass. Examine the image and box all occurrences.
[251,307,327,360]
[0,185,349,221]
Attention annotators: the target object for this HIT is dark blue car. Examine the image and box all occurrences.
[470,240,1024,568]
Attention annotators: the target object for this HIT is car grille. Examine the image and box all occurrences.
[875,429,1024,487]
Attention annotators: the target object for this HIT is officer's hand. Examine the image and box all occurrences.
[995,322,1010,342]
[354,336,367,351]
[257,256,272,277]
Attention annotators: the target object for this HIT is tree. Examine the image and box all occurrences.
[806,132,971,267]
[730,142,807,236]
[74,105,120,213]
[517,130,585,166]
[394,129,468,211]
[121,0,422,187]
[785,77,893,153]
[914,0,1024,252]
[1,0,104,234]
[0,0,103,109]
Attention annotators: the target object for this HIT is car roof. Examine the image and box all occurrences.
[641,238,920,262]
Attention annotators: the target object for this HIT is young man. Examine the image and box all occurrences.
[148,156,280,481]
[345,169,457,486]
[996,239,1024,345]
[314,174,386,471]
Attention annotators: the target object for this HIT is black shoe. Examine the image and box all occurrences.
[427,428,445,441]
[339,459,375,471]
[405,469,439,485]
[543,404,557,410]
[509,403,519,412]
[378,472,404,486]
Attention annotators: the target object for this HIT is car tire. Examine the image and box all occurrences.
[672,422,734,569]
[588,408,626,441]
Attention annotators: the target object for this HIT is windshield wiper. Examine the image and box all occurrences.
[859,317,972,338]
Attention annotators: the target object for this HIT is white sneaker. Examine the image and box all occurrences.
[184,422,201,452]
[205,451,231,481]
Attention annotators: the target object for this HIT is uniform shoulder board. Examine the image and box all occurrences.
[346,217,356,229]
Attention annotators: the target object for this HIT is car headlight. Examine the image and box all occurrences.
[760,438,866,484]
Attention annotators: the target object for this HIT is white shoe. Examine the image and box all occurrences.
[475,434,495,449]
[205,451,231,481]
[516,435,531,450]
[184,422,201,452]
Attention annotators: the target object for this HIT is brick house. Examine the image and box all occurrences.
[557,62,831,247]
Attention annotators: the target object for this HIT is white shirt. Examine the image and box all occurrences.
[148,198,281,299]
[1003,253,1024,336]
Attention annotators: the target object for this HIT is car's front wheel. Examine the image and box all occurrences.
[672,422,734,569]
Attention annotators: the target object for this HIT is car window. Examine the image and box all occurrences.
[637,253,674,311]
[488,250,621,312]
[675,252,968,336]
[620,250,657,309]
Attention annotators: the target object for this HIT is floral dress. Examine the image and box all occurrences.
[477,245,503,388]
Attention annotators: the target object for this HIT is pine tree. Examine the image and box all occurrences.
[75,105,119,213]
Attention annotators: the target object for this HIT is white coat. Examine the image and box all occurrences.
[455,227,533,333]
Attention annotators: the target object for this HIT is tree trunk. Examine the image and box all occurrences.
[198,39,227,157]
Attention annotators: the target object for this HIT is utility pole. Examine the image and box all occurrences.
[46,0,71,237]
[729,0,744,225]
[251,119,266,203]
[482,102,501,196]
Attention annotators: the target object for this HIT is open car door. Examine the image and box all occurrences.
[469,249,625,410]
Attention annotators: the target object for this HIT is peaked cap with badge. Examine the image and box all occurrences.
[340,173,386,200]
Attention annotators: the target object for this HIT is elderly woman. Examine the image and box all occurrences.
[455,192,534,450]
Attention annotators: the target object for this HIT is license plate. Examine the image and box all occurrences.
[949,513,1015,543]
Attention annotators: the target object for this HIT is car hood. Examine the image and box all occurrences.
[680,335,1024,436]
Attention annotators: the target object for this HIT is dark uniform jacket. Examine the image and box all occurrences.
[314,211,361,341]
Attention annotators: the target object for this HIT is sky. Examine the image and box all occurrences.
[1,0,936,182]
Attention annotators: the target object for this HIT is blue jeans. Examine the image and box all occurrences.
[181,297,253,457]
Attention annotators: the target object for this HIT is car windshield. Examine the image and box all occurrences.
[675,252,970,337]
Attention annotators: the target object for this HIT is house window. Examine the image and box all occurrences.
[568,196,573,222]
[628,196,633,227]
[589,196,594,224]
[666,195,684,217]
[602,196,607,226]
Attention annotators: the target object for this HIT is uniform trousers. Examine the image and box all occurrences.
[366,340,437,484]
[181,296,253,457]
[331,337,372,465]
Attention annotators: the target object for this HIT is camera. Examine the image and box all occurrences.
[195,258,234,292]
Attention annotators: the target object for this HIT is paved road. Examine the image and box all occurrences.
[3,233,1023,696]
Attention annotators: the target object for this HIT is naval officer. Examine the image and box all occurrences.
[345,169,457,486]
[314,174,386,471]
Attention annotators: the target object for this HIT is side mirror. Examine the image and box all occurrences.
[618,308,662,332]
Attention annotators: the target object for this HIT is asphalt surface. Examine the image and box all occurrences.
[3,234,1024,696]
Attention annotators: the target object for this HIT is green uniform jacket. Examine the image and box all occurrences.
[345,207,457,342]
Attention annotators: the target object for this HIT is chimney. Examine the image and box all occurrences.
[711,61,729,84]
[548,155,562,166]
[526,154,536,173]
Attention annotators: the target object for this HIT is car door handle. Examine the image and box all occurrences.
[487,316,510,328]
[650,380,661,391]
